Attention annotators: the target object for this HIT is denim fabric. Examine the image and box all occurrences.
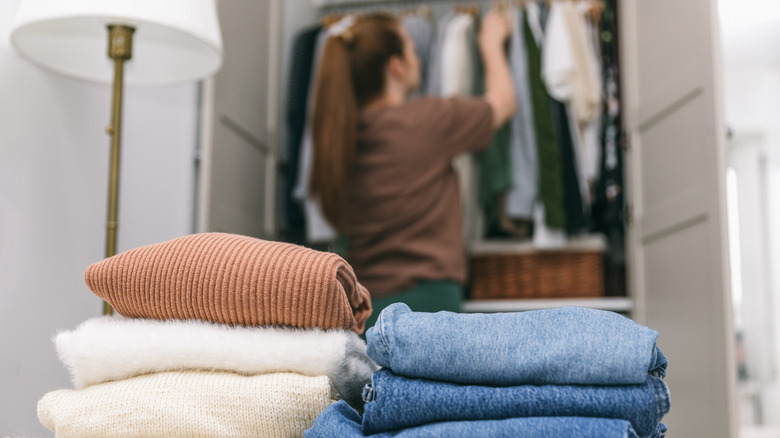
[361,369,670,437]
[367,303,666,385]
[305,401,668,438]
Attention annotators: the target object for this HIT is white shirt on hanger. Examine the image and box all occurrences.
[441,13,481,242]
[542,2,594,210]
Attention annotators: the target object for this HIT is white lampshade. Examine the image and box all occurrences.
[10,0,223,85]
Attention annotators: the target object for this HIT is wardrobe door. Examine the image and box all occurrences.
[196,0,283,238]
[621,0,736,436]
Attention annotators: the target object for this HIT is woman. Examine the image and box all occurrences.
[310,11,516,329]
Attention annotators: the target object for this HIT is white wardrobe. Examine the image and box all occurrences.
[620,0,736,434]
[197,0,736,436]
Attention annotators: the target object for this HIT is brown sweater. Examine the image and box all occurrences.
[85,233,372,334]
[342,97,493,297]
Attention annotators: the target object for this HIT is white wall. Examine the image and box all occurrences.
[722,36,780,429]
[0,1,198,435]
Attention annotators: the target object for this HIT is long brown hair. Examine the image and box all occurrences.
[310,13,404,229]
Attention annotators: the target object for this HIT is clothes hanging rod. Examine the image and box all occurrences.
[315,0,493,11]
[315,0,594,12]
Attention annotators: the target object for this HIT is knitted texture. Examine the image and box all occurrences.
[56,316,377,409]
[38,371,336,438]
[84,233,372,333]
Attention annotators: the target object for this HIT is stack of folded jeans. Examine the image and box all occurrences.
[306,303,670,438]
[37,233,377,438]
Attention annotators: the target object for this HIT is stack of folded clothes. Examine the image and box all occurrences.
[306,303,671,438]
[38,232,377,438]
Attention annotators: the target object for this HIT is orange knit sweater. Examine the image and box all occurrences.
[85,233,372,334]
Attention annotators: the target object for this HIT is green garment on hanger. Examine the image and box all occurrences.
[524,10,567,228]
[478,124,512,227]
[472,20,513,228]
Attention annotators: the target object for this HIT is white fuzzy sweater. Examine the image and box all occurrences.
[38,371,335,438]
[56,316,376,408]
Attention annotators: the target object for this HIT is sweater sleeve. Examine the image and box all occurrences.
[427,97,494,157]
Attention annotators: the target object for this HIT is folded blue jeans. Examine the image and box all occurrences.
[367,303,667,385]
[361,369,670,437]
[305,401,668,438]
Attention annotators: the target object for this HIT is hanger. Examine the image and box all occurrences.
[418,5,434,20]
[490,0,528,15]
[322,13,344,27]
[491,0,508,12]
[586,0,605,25]
[399,5,432,20]
[454,3,480,18]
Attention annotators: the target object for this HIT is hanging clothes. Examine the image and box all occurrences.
[544,1,601,209]
[592,0,626,296]
[583,2,604,178]
[441,13,476,96]
[474,41,514,238]
[504,6,539,224]
[561,2,601,126]
[566,101,592,212]
[551,101,588,236]
[474,9,513,239]
[523,3,568,247]
[401,14,435,97]
[293,28,338,244]
[282,25,322,245]
[426,11,456,97]
[525,1,545,45]
[477,122,513,238]
[542,2,584,205]
[543,3,577,105]
[438,12,482,241]
[572,2,604,199]
[542,2,589,236]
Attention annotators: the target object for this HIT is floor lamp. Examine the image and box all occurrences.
[9,0,223,315]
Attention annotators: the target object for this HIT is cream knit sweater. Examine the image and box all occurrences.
[38,371,336,438]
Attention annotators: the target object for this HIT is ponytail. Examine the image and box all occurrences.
[311,35,358,229]
[310,14,404,230]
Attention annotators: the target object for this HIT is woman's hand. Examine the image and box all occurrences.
[479,9,516,128]
[479,10,512,52]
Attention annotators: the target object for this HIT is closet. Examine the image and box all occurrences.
[197,0,735,436]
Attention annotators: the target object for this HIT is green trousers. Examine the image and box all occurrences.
[363,280,463,333]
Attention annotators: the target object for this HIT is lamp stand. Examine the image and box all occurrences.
[103,24,135,316]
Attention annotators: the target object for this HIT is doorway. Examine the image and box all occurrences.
[720,0,780,435]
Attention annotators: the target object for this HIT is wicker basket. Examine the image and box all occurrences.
[469,240,605,300]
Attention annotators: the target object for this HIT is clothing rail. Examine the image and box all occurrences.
[314,0,467,9]
[315,0,602,16]
[315,0,509,12]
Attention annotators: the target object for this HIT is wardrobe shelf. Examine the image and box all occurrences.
[462,297,632,313]
[469,234,607,256]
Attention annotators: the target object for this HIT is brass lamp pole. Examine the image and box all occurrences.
[10,0,224,319]
[102,24,135,316]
